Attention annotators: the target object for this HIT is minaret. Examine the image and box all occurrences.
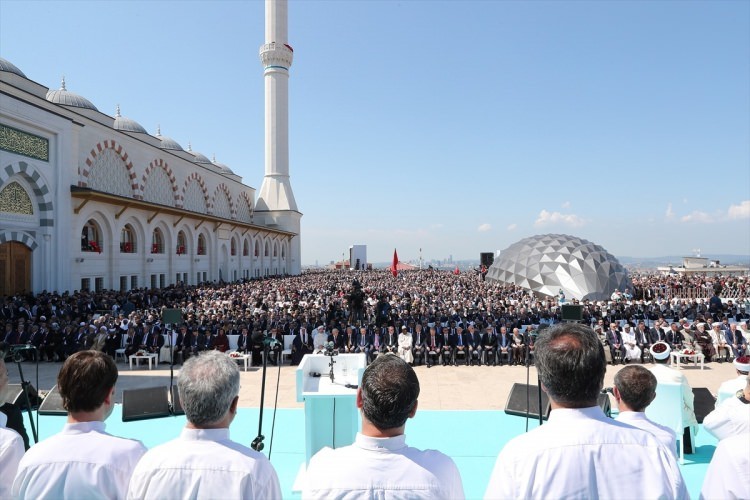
[257,0,301,274]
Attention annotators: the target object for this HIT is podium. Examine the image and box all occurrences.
[296,353,367,465]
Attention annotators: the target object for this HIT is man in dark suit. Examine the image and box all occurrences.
[606,323,625,365]
[497,326,512,366]
[483,325,498,366]
[236,327,252,354]
[441,326,455,366]
[452,326,468,366]
[411,324,426,366]
[635,321,653,363]
[383,326,398,355]
[425,326,442,368]
[467,324,483,366]
[666,322,684,351]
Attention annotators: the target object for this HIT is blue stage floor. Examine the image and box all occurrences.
[32,406,717,499]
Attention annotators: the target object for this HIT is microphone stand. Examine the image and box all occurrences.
[12,347,39,443]
[252,340,270,452]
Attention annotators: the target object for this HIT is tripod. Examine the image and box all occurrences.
[11,347,39,443]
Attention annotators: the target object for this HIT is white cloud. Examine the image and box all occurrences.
[561,201,571,209]
[477,223,492,232]
[680,211,713,223]
[507,223,517,231]
[728,200,750,220]
[665,203,674,219]
[534,209,585,227]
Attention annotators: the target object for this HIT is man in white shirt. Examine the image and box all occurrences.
[648,341,699,453]
[0,353,24,499]
[700,432,750,500]
[127,350,281,499]
[613,365,677,458]
[12,351,146,499]
[303,354,464,499]
[716,356,749,404]
[703,373,750,441]
[485,323,687,500]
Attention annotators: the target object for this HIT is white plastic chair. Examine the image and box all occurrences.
[645,381,691,464]
[281,334,295,364]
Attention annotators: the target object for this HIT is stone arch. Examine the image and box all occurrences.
[0,160,54,226]
[236,192,253,223]
[0,230,38,251]
[181,173,210,212]
[141,158,179,205]
[212,183,234,219]
[118,216,146,253]
[80,139,137,194]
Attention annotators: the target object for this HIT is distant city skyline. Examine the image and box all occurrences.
[2,1,748,265]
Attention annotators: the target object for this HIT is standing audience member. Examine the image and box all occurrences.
[702,374,750,441]
[13,351,146,498]
[613,365,677,459]
[0,350,24,499]
[127,351,281,499]
[484,323,687,499]
[648,341,699,453]
[700,432,750,500]
[303,355,464,499]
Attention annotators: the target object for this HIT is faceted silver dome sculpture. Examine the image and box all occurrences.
[486,234,631,301]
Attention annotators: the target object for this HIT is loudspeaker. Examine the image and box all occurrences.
[504,383,551,420]
[0,383,39,410]
[122,386,170,422]
[480,252,494,268]
[162,308,183,325]
[561,304,584,322]
[170,385,184,415]
[38,384,67,416]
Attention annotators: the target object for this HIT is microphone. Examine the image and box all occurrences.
[251,331,280,347]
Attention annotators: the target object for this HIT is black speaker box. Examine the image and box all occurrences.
[480,252,494,267]
[122,386,170,422]
[504,383,551,420]
[162,308,183,325]
[1,383,39,410]
[38,384,67,415]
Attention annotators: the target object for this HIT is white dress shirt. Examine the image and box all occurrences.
[127,427,281,500]
[12,420,146,499]
[702,395,750,441]
[303,432,464,500]
[0,413,24,499]
[615,410,678,459]
[700,432,750,500]
[484,407,688,500]
[649,363,699,428]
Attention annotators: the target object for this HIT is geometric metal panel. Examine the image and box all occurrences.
[486,234,631,301]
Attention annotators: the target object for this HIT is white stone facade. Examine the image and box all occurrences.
[0,60,298,295]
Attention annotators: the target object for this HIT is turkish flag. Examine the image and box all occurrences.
[391,249,399,277]
[453,266,460,275]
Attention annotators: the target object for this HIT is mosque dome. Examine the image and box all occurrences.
[113,105,147,133]
[212,155,235,175]
[486,234,631,302]
[0,57,27,78]
[155,126,184,151]
[187,143,212,164]
[45,77,98,111]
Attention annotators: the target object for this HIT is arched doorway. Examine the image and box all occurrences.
[0,242,31,295]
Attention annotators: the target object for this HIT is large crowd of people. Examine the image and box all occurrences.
[1,269,748,369]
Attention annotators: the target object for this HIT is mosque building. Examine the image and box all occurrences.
[0,1,301,296]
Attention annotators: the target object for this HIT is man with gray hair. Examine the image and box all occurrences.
[485,323,687,499]
[127,351,281,499]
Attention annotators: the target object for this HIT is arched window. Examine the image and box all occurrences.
[197,234,206,255]
[231,239,237,256]
[176,231,186,255]
[264,241,269,257]
[281,245,285,259]
[273,242,278,257]
[243,240,249,257]
[151,228,164,254]
[81,220,102,253]
[120,224,136,253]
[254,240,259,258]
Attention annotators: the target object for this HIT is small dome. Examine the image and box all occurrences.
[113,105,147,133]
[187,142,211,164]
[155,126,183,151]
[212,155,235,175]
[0,57,27,78]
[45,77,98,111]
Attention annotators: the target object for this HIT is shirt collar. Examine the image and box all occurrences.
[180,427,231,441]
[548,406,608,422]
[63,421,106,434]
[355,432,407,452]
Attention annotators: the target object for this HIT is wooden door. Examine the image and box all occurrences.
[0,242,31,296]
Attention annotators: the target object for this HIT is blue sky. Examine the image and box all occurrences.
[2,0,748,266]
